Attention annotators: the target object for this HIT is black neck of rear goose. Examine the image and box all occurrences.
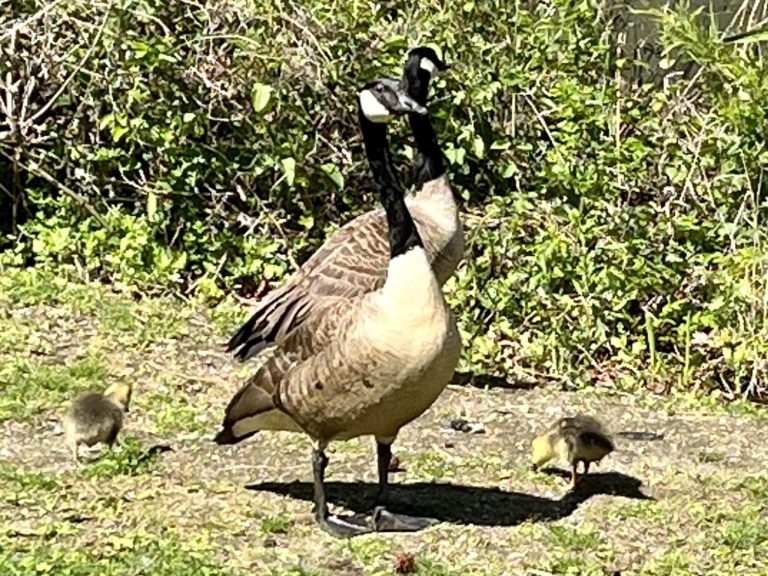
[358,106,423,258]
[403,54,445,187]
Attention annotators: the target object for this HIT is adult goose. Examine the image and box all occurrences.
[215,77,461,538]
[227,46,461,362]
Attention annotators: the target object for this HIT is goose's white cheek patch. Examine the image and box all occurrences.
[419,58,438,77]
[359,89,392,124]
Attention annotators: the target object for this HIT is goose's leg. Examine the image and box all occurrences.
[583,461,591,477]
[374,441,392,506]
[311,446,371,538]
[569,461,579,489]
[369,439,438,532]
[70,441,80,463]
[371,507,439,532]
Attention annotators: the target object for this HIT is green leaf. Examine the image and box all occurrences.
[384,35,407,49]
[473,137,485,158]
[146,191,157,221]
[281,157,296,186]
[250,83,274,114]
[299,214,314,229]
[502,163,517,178]
[444,147,466,166]
[112,125,129,142]
[320,163,344,189]
[99,114,114,130]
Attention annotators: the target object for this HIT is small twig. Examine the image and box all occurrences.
[0,147,109,228]
[522,92,566,165]
[0,0,67,41]
[27,0,114,126]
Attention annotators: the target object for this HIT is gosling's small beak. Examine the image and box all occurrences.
[397,93,427,115]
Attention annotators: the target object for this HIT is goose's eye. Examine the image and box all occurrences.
[376,84,385,93]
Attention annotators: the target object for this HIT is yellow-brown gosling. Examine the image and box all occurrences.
[531,414,614,488]
[63,382,133,462]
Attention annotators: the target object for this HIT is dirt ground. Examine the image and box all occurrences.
[1,288,767,575]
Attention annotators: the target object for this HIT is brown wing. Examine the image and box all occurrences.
[226,209,390,361]
[215,298,364,442]
[275,321,393,441]
[580,431,615,454]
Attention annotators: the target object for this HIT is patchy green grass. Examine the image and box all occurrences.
[698,450,726,463]
[0,530,240,576]
[79,438,165,479]
[0,353,110,421]
[0,464,64,494]
[2,270,768,575]
[260,513,294,535]
[546,523,602,550]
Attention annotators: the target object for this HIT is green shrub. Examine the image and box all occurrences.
[2,1,767,398]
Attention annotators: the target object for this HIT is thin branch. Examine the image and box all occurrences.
[0,147,109,229]
[522,92,566,166]
[0,0,67,41]
[26,0,114,126]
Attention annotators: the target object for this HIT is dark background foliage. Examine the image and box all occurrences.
[2,0,767,398]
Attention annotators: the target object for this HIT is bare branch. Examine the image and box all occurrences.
[26,0,114,126]
[0,147,109,229]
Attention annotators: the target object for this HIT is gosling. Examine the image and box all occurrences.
[63,382,133,462]
[531,414,614,488]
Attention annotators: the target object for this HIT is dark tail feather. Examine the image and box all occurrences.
[234,340,271,363]
[229,290,312,362]
[213,427,258,445]
[227,286,298,359]
[213,375,278,445]
[231,302,297,362]
[227,290,290,351]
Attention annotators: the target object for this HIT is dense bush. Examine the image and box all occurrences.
[1,0,767,398]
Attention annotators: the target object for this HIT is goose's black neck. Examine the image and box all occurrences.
[403,55,445,187]
[358,105,423,258]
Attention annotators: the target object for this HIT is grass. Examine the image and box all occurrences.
[0,353,110,421]
[0,530,240,576]
[1,269,768,575]
[79,437,165,479]
[546,523,602,550]
[260,513,294,534]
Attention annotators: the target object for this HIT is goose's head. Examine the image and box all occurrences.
[358,77,427,124]
[407,46,449,78]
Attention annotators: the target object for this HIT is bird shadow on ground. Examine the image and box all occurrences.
[246,471,650,528]
[451,371,539,391]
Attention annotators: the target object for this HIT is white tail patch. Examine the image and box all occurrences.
[419,58,438,77]
[359,89,392,124]
[232,410,303,437]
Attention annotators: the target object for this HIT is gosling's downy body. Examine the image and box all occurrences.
[215,77,461,538]
[63,382,133,462]
[531,414,614,488]
[226,46,461,363]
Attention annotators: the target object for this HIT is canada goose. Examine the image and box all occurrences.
[531,414,615,488]
[227,46,460,362]
[215,77,462,538]
[63,382,133,462]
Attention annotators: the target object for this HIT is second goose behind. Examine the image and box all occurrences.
[215,77,461,538]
